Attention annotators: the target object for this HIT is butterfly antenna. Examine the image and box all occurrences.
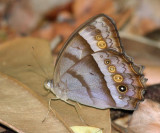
[64,100,88,125]
[27,64,47,79]
[31,46,50,79]
[42,97,59,123]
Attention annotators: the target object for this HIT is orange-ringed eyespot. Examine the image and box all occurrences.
[117,85,127,93]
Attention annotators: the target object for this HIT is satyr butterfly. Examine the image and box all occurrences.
[45,14,147,110]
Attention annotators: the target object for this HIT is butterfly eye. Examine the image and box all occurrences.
[104,59,111,65]
[117,85,128,93]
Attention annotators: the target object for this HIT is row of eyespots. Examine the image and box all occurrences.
[104,58,128,98]
[95,32,128,97]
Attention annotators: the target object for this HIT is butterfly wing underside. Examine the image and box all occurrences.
[53,14,146,110]
[54,14,123,84]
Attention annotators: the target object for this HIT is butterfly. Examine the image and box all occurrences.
[45,14,147,110]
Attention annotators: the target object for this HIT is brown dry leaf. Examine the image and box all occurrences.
[0,37,111,133]
[34,0,132,53]
[0,72,70,133]
[5,0,72,34]
[6,1,40,34]
[144,84,160,103]
[72,0,115,21]
[0,126,6,132]
[72,0,93,18]
[114,116,131,129]
[123,0,160,35]
[128,99,160,133]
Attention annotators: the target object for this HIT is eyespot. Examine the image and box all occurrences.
[104,59,111,65]
[108,65,116,73]
[97,41,107,49]
[95,29,101,34]
[95,35,103,41]
[113,74,123,83]
[100,55,103,58]
[117,85,128,93]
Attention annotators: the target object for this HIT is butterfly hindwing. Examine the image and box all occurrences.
[58,55,116,109]
[91,50,145,110]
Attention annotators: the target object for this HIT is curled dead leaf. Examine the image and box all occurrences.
[0,72,70,133]
[128,99,160,133]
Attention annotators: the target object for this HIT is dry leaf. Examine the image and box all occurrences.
[114,116,131,129]
[72,0,94,18]
[128,99,160,133]
[6,1,40,34]
[0,126,6,132]
[123,0,160,35]
[34,0,132,52]
[4,0,72,34]
[0,72,70,133]
[0,37,111,133]
[145,84,160,103]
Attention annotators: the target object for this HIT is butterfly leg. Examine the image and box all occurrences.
[43,98,104,133]
[63,100,88,125]
[74,102,104,132]
[42,97,59,123]
[64,100,104,133]
[43,97,104,131]
[42,98,75,133]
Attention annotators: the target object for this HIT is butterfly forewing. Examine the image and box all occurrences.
[53,35,93,84]
[54,14,123,84]
[79,15,123,53]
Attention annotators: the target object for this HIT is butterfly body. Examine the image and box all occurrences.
[47,14,147,110]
